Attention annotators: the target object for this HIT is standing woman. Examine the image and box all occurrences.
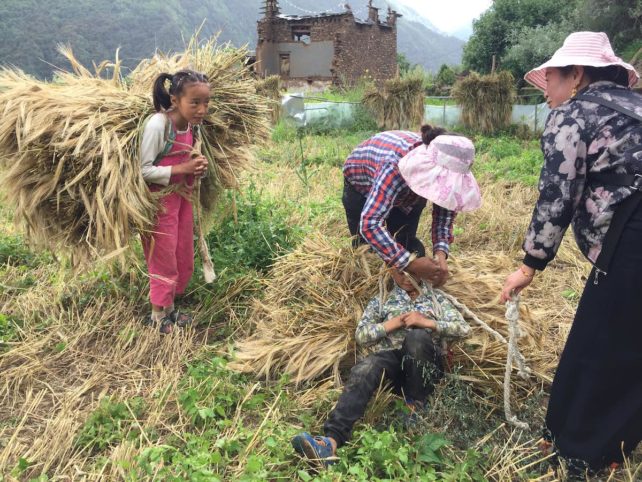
[343,126,481,286]
[500,32,642,478]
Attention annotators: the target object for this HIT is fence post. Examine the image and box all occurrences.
[534,103,538,133]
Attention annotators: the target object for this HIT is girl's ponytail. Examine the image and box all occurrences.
[420,124,447,145]
[153,73,173,112]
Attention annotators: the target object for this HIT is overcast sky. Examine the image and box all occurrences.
[397,0,492,33]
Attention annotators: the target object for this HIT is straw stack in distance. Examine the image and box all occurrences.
[255,75,282,125]
[362,73,425,130]
[0,38,270,262]
[452,71,516,135]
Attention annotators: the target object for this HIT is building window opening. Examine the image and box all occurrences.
[292,26,311,44]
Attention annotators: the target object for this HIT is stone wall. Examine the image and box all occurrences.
[334,22,397,85]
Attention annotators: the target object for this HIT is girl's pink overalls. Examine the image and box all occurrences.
[142,124,194,307]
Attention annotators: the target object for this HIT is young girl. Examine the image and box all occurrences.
[140,70,210,334]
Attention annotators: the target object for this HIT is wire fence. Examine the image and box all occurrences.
[284,94,551,132]
[423,95,550,132]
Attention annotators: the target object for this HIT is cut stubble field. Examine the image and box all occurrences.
[0,126,640,481]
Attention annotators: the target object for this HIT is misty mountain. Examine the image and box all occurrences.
[0,0,463,79]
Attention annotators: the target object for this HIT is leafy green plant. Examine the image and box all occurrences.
[206,185,302,275]
[0,234,52,267]
[178,357,245,428]
[74,396,146,454]
[326,426,452,480]
[473,135,542,185]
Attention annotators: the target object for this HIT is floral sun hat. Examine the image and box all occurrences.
[398,135,481,212]
[525,31,639,91]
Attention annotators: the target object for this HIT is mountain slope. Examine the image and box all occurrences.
[0,0,462,78]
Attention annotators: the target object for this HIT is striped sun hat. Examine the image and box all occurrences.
[525,31,639,91]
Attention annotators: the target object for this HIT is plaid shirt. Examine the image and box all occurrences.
[343,131,456,269]
[355,283,470,358]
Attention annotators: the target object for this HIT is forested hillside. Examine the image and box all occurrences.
[0,0,463,79]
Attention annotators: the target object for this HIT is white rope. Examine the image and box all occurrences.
[440,292,507,345]
[398,255,531,429]
[373,253,532,429]
[503,295,530,430]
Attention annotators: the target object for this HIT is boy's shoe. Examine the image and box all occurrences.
[401,398,426,429]
[291,432,337,468]
[168,309,193,328]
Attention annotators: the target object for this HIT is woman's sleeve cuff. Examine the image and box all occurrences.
[522,254,548,271]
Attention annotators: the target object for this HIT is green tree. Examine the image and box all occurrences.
[502,21,575,84]
[435,64,456,87]
[574,0,642,51]
[463,0,577,74]
[397,53,412,75]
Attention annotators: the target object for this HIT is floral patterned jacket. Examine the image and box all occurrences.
[354,282,470,359]
[523,81,642,272]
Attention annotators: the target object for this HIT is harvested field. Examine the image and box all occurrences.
[0,125,640,480]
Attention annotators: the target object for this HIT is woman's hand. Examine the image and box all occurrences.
[500,265,535,303]
[406,257,442,285]
[433,250,449,288]
[403,311,437,330]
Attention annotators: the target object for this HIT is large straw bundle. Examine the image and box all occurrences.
[0,39,269,260]
[452,71,516,134]
[362,74,424,130]
[231,237,382,385]
[231,234,552,405]
[255,75,282,125]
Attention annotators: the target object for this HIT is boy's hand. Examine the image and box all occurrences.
[403,311,436,330]
[383,315,406,334]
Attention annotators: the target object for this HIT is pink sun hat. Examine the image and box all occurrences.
[525,31,639,91]
[398,135,481,213]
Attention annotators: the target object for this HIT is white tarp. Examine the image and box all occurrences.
[424,102,551,131]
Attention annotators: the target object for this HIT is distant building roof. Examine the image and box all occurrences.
[276,12,346,21]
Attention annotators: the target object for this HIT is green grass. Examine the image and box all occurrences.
[473,135,542,185]
[425,97,458,106]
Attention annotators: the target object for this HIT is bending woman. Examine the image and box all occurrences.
[343,126,481,286]
[500,32,642,478]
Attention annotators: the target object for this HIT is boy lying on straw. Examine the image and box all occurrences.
[292,246,471,468]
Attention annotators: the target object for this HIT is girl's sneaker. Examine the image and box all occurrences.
[168,309,193,328]
[291,432,337,468]
[142,313,175,334]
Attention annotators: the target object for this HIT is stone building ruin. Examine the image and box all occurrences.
[256,0,401,88]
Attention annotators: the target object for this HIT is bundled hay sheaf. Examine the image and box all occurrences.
[0,38,269,260]
[231,234,553,404]
[230,236,383,385]
[452,71,516,135]
[362,74,424,130]
[255,75,282,125]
